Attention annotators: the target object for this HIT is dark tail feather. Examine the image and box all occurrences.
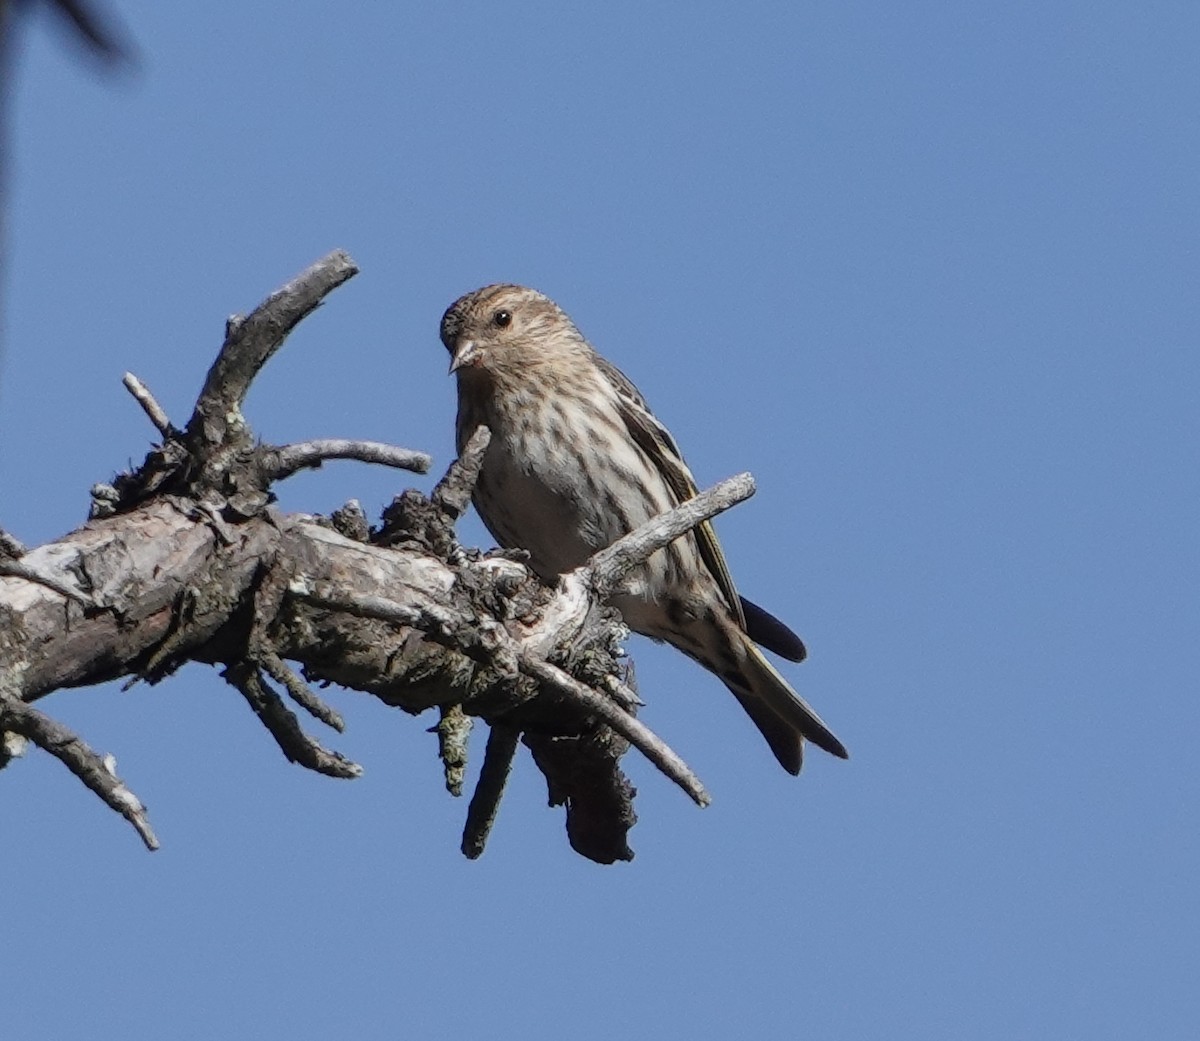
[665,611,846,774]
[723,632,849,770]
[727,686,806,775]
[740,596,807,662]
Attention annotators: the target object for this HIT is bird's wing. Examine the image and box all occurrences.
[593,354,747,630]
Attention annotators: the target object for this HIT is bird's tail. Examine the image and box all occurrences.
[701,615,848,775]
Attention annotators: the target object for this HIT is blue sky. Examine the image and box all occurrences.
[2,2,1197,1038]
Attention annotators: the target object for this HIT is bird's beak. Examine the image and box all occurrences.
[449,339,481,374]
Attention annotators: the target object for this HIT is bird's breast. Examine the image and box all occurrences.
[462,376,697,598]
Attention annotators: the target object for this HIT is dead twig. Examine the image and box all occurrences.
[186,250,359,451]
[122,372,176,438]
[263,439,432,481]
[224,663,361,779]
[586,472,755,600]
[431,425,491,520]
[0,694,157,849]
[519,657,710,807]
[260,651,344,732]
[461,723,520,859]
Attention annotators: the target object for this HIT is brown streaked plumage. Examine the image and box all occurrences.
[440,284,847,773]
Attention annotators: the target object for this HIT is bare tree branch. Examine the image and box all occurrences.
[263,439,432,481]
[291,557,706,806]
[122,372,175,437]
[461,723,520,859]
[260,651,344,732]
[0,694,157,849]
[0,254,782,863]
[189,251,358,444]
[520,657,710,807]
[586,472,756,600]
[431,425,491,520]
[225,663,361,779]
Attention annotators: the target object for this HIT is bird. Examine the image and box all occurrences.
[440,284,847,773]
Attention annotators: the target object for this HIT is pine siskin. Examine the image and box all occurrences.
[441,284,847,773]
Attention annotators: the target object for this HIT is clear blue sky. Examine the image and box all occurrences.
[2,2,1196,1038]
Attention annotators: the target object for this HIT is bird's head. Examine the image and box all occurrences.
[440,284,585,377]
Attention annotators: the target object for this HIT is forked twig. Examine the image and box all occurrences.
[187,251,359,446]
[225,663,361,779]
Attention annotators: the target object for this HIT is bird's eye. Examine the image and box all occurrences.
[493,310,512,328]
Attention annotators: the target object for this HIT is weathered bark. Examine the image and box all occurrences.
[0,251,757,863]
